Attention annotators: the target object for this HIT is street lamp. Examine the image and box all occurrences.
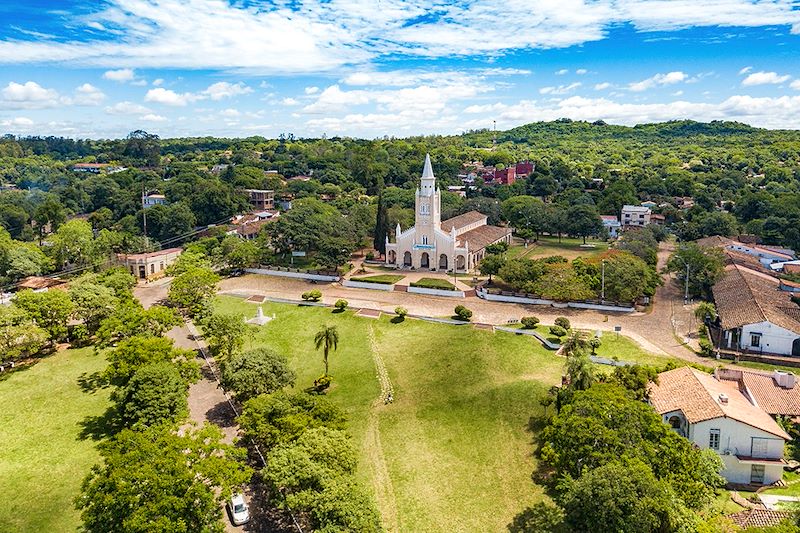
[675,254,690,305]
[601,259,606,302]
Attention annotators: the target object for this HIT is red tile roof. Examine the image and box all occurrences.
[440,210,487,232]
[457,225,511,252]
[648,366,790,439]
[728,509,792,528]
[717,368,800,416]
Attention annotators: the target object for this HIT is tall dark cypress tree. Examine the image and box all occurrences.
[374,180,389,255]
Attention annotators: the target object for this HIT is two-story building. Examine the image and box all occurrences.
[621,204,652,227]
[649,366,790,485]
[142,193,167,208]
[600,215,621,238]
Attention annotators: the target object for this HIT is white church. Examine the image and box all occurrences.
[385,154,512,272]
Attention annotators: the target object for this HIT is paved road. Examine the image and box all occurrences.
[221,242,708,364]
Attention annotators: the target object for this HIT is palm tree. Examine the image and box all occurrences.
[561,329,589,357]
[314,325,339,376]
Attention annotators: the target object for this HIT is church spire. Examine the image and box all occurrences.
[422,153,434,179]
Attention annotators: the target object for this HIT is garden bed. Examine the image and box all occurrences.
[410,278,457,291]
[350,274,405,285]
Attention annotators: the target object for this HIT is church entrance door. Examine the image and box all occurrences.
[439,254,448,270]
[403,251,412,267]
[421,252,430,268]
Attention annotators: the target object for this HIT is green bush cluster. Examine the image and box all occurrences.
[521,316,540,329]
[302,289,322,301]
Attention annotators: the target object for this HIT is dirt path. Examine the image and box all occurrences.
[364,325,400,532]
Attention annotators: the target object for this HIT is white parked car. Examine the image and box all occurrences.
[228,493,250,526]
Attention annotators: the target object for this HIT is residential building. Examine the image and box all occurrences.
[210,164,229,174]
[228,211,279,240]
[71,163,126,174]
[117,248,182,280]
[621,204,652,227]
[493,167,516,185]
[242,189,275,210]
[600,215,621,238]
[650,213,666,225]
[385,155,511,272]
[515,161,535,176]
[715,367,800,419]
[16,276,67,292]
[712,263,800,356]
[142,193,167,208]
[649,366,790,485]
[447,185,467,198]
[641,200,657,209]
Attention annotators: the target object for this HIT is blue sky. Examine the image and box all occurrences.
[1,0,800,138]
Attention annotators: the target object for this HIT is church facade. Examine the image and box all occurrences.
[385,154,512,272]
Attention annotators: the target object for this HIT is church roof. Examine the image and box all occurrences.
[458,225,512,252]
[441,210,487,232]
[422,153,434,179]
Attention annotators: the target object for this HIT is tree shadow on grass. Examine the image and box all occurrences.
[390,316,405,324]
[78,370,110,393]
[79,405,123,441]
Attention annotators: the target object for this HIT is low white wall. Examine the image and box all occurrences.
[476,288,634,312]
[408,286,465,298]
[245,268,339,282]
[342,280,395,291]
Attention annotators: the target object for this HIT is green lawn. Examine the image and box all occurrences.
[0,348,111,532]
[351,274,405,284]
[215,295,674,532]
[517,236,609,260]
[409,278,457,291]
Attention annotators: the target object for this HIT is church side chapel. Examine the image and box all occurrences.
[385,154,512,272]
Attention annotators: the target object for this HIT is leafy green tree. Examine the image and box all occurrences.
[454,305,473,321]
[238,391,347,449]
[314,325,339,376]
[565,352,595,390]
[69,279,118,334]
[105,335,198,386]
[507,502,565,533]
[13,289,74,342]
[532,263,594,301]
[694,301,718,322]
[285,475,382,533]
[165,250,212,276]
[220,348,296,401]
[1,240,52,281]
[566,204,603,244]
[560,458,687,533]
[168,266,220,317]
[97,303,180,346]
[666,243,725,298]
[606,364,658,401]
[617,227,659,266]
[117,362,189,429]
[76,425,251,533]
[478,254,506,283]
[48,219,96,267]
[0,306,48,361]
[501,196,547,239]
[595,250,660,302]
[200,312,247,359]
[221,238,260,269]
[374,186,389,254]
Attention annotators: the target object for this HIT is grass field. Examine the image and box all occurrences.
[409,277,457,291]
[0,348,111,532]
[351,274,405,284]
[215,295,674,532]
[508,236,609,261]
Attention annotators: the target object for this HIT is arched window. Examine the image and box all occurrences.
[668,416,682,429]
[422,235,428,245]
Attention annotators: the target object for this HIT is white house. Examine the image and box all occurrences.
[712,263,800,357]
[649,366,790,486]
[385,154,511,272]
[621,204,651,227]
[142,193,167,208]
[600,215,621,238]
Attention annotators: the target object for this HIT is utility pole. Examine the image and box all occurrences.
[601,259,606,301]
[684,263,690,305]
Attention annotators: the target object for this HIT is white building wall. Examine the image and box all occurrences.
[740,321,800,356]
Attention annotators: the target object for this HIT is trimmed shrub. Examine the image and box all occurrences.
[302,289,322,302]
[549,325,567,338]
[521,316,540,329]
[334,299,348,311]
[554,317,571,330]
[395,307,408,318]
[314,374,332,392]
[365,251,375,260]
[454,305,473,321]
[698,338,714,357]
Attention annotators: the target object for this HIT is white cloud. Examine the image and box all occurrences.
[282,97,299,105]
[141,113,167,122]
[629,71,687,91]
[1,81,60,108]
[672,90,684,96]
[105,101,152,115]
[152,78,164,86]
[102,68,135,82]
[202,81,252,100]
[594,82,611,90]
[555,69,569,75]
[144,87,199,106]
[791,80,800,90]
[539,82,582,95]
[1,1,800,73]
[220,108,240,117]
[464,102,508,113]
[739,66,753,75]
[0,116,34,127]
[304,86,320,94]
[71,83,106,106]
[576,68,588,75]
[741,71,791,86]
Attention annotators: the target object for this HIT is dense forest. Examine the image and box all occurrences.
[1,119,799,286]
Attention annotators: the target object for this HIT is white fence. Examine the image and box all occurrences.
[342,280,395,291]
[408,286,465,298]
[245,267,339,282]
[476,287,634,312]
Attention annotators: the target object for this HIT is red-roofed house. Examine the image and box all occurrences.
[493,167,516,185]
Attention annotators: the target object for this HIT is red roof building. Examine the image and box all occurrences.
[493,167,516,185]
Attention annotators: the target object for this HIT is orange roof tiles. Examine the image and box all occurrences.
[440,210,487,232]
